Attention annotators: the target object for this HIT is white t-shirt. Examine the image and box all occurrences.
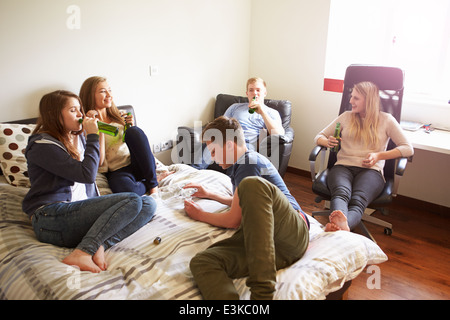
[71,136,88,202]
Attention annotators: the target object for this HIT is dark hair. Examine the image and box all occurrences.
[202,116,245,146]
[34,90,83,160]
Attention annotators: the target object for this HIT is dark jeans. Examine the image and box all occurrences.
[107,126,158,195]
[32,193,157,255]
[327,165,384,230]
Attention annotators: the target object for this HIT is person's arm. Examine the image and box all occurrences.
[259,109,285,136]
[27,135,100,184]
[85,109,106,167]
[315,116,343,149]
[362,149,402,167]
[363,114,414,167]
[183,183,232,206]
[184,190,242,229]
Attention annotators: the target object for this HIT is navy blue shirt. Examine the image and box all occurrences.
[227,151,309,228]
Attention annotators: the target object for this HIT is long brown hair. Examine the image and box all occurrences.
[79,76,124,125]
[33,90,83,160]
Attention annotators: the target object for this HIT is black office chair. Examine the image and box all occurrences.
[176,94,295,177]
[309,65,409,242]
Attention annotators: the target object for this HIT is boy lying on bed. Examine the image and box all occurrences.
[183,116,310,300]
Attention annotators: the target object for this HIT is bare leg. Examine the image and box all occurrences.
[62,249,102,273]
[325,210,350,232]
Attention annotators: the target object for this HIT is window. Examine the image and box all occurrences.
[324,0,450,104]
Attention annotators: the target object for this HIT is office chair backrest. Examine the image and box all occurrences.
[340,65,404,121]
[328,65,405,179]
[215,94,292,130]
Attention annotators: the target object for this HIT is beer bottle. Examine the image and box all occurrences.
[79,118,119,137]
[332,122,341,152]
[248,96,257,114]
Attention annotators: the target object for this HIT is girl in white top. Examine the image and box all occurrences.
[314,81,414,232]
[80,76,168,195]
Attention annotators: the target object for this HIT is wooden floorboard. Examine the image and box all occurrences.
[283,171,450,300]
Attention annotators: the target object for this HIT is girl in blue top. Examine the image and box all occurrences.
[22,90,157,273]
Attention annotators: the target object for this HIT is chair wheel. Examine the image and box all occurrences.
[384,228,392,235]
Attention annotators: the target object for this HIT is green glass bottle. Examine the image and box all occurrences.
[78,118,119,136]
[248,96,257,114]
[332,122,341,152]
[122,112,132,142]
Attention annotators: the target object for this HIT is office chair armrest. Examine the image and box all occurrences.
[395,157,408,176]
[309,145,326,162]
[279,127,295,144]
[309,145,327,182]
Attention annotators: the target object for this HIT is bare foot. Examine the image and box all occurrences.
[326,210,350,232]
[93,246,107,271]
[62,249,102,273]
[325,222,341,232]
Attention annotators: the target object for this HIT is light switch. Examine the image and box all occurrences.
[149,65,159,76]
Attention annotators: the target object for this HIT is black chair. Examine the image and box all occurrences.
[309,65,409,242]
[175,93,295,177]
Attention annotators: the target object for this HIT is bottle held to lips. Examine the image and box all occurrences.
[248,96,257,114]
[78,118,119,136]
[122,112,132,142]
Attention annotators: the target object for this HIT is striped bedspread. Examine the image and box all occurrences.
[0,163,387,300]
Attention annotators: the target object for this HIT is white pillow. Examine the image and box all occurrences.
[0,124,36,187]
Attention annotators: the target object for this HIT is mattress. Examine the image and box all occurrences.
[0,163,387,300]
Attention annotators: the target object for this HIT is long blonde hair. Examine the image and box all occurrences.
[79,76,125,125]
[348,81,380,148]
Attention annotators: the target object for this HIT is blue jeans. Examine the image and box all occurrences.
[31,193,157,255]
[327,165,384,230]
[107,126,158,195]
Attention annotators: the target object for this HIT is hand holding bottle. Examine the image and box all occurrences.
[327,136,340,149]
[82,116,99,135]
[78,117,119,136]
[121,111,133,141]
[248,96,259,114]
[121,111,134,126]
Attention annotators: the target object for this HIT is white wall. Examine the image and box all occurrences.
[0,0,252,163]
[1,0,448,208]
[249,0,450,208]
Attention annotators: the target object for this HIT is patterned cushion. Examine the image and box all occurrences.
[0,124,35,187]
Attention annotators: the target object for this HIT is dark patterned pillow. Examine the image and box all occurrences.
[0,124,35,187]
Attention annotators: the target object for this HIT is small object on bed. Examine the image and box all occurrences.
[153,236,162,245]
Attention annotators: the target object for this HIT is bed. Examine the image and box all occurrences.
[0,108,387,300]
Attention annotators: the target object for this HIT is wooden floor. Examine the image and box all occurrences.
[283,170,450,300]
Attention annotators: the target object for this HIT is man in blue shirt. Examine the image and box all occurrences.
[224,77,285,151]
[185,116,309,300]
